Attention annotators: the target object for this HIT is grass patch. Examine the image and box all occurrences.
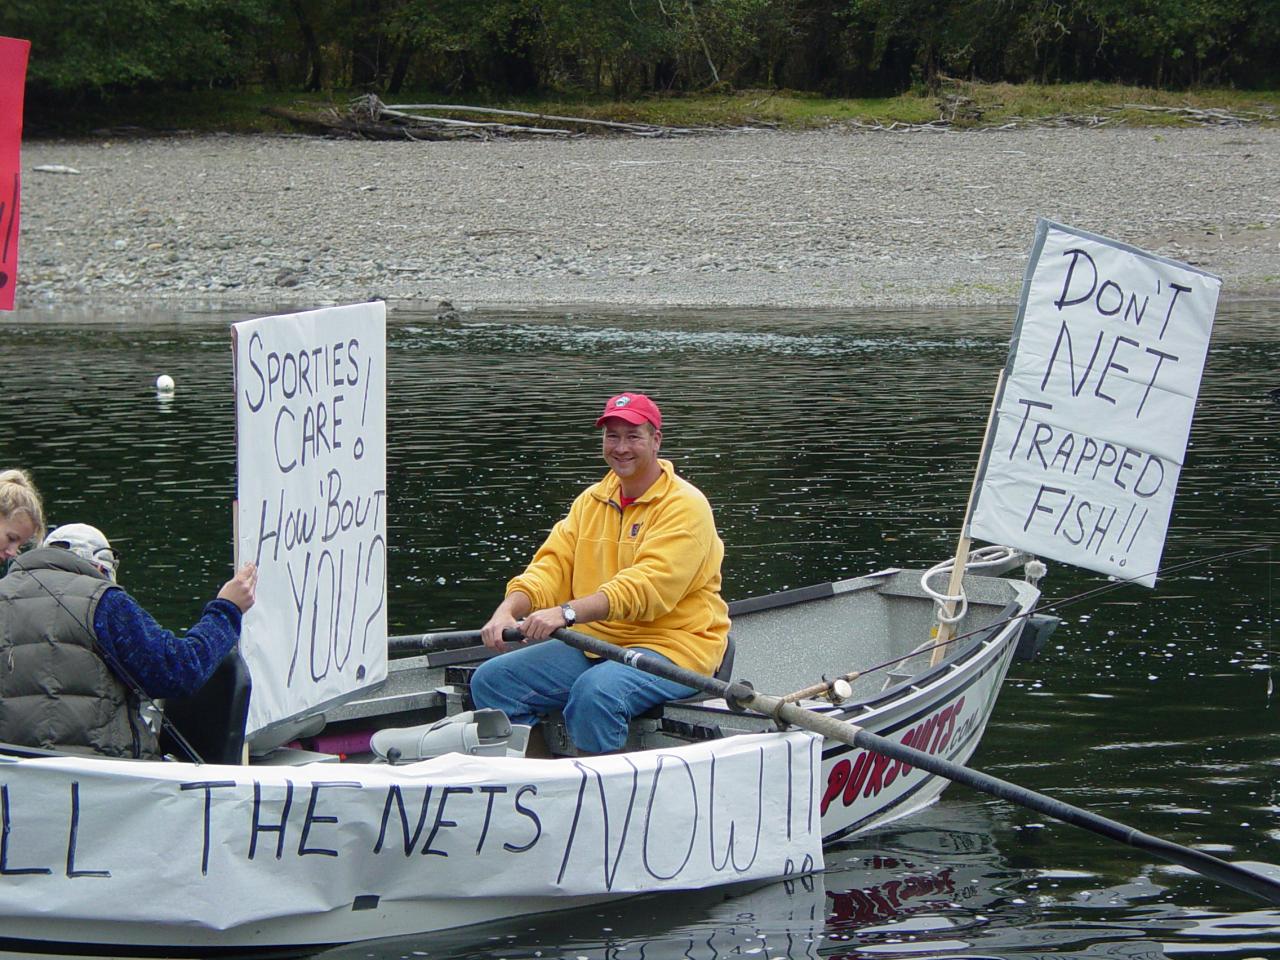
[946,79,1280,127]
[24,82,1280,138]
[507,89,942,128]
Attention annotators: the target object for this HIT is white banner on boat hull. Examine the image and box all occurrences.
[232,302,388,735]
[0,733,822,933]
[969,219,1220,587]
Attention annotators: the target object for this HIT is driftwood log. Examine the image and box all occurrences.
[375,102,576,137]
[261,104,483,140]
[263,95,742,139]
[377,98,706,137]
[1118,103,1278,125]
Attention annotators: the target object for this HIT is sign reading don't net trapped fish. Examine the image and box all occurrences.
[968,219,1220,587]
[233,302,387,735]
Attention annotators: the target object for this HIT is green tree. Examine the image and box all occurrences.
[4,0,1277,106]
[2,0,279,94]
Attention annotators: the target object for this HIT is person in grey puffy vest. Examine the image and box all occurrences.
[0,522,256,759]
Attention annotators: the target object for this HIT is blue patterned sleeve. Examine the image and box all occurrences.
[92,588,243,699]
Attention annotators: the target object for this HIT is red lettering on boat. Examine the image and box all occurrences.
[843,751,871,805]
[821,695,971,813]
[861,751,893,798]
[821,759,850,815]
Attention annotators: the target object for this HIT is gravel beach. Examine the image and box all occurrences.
[16,125,1280,311]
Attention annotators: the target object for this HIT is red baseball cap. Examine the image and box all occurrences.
[595,392,662,429]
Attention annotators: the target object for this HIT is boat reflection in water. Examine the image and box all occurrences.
[820,802,1277,960]
[315,796,1277,960]
[312,865,831,960]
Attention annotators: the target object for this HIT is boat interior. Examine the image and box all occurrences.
[162,565,1047,766]
[1,563,1054,768]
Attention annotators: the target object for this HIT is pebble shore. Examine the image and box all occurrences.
[16,125,1280,311]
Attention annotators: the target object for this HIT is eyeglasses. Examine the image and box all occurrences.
[95,547,122,576]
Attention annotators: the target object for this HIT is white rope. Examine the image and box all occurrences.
[921,545,1019,624]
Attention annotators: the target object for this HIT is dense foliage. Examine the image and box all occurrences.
[4,0,1278,100]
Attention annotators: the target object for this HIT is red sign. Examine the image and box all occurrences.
[0,37,31,311]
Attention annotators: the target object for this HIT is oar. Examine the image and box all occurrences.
[387,630,550,668]
[519,625,1280,906]
[388,630,485,654]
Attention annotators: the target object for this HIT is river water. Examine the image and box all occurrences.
[1,301,1277,959]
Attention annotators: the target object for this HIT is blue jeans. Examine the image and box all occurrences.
[469,639,698,753]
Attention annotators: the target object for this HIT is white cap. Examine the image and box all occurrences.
[44,523,118,581]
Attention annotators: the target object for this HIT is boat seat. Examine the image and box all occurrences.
[248,713,328,759]
[692,633,735,698]
[159,648,252,764]
[538,638,736,752]
[449,636,735,741]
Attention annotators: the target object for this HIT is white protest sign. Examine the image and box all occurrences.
[232,302,387,735]
[969,219,1220,587]
[0,733,823,935]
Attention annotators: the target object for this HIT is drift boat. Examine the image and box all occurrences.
[0,555,1047,955]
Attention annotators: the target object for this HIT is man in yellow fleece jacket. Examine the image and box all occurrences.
[474,391,730,754]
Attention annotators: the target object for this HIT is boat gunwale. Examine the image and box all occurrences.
[651,574,1036,725]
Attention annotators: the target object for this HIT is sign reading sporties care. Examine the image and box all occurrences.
[232,302,387,735]
[968,219,1220,587]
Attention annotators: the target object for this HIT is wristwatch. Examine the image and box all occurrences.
[561,603,577,628]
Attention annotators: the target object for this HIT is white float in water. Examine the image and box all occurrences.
[155,374,175,395]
